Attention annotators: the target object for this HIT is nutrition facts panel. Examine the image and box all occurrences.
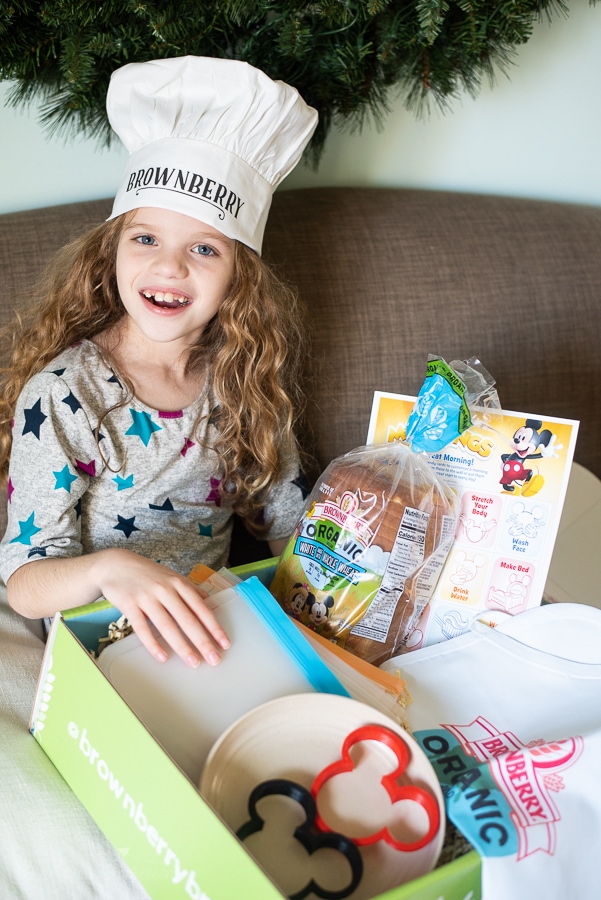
[351,506,430,643]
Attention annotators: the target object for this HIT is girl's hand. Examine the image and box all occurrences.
[96,550,231,668]
[7,549,230,668]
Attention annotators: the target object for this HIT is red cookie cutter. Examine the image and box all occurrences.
[310,724,441,852]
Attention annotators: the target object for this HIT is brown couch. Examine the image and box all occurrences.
[0,187,600,898]
[2,187,600,484]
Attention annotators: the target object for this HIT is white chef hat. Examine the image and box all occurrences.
[107,56,318,254]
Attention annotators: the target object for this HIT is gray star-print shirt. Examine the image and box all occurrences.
[0,341,305,585]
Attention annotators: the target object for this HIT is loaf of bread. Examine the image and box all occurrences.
[270,442,457,665]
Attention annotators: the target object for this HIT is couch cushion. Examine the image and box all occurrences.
[262,188,601,478]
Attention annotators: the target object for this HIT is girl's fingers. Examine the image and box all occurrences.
[181,584,231,650]
[121,583,230,668]
[119,606,172,665]
[151,583,230,665]
[100,558,231,667]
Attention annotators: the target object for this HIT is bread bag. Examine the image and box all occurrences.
[269,441,457,665]
[270,357,499,665]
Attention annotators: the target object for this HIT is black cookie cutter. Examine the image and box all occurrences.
[236,777,363,900]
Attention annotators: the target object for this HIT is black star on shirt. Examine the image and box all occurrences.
[113,515,140,538]
[107,373,123,390]
[28,547,47,558]
[74,498,82,520]
[149,498,175,511]
[22,398,47,439]
[62,391,82,414]
[292,473,310,499]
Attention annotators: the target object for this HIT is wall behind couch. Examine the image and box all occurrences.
[0,0,599,216]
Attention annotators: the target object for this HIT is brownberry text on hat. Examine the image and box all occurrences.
[107,56,318,254]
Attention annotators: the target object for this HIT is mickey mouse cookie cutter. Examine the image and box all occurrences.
[310,724,441,853]
[236,777,363,900]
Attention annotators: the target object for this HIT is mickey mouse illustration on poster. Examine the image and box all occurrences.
[500,419,563,496]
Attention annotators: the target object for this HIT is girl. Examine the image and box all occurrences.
[0,56,318,669]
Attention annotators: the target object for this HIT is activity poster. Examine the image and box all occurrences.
[367,392,579,650]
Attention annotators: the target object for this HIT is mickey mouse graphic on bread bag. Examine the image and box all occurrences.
[288,583,311,619]
[500,419,563,496]
[288,582,335,632]
[307,593,335,629]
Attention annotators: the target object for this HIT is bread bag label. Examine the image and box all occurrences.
[294,491,374,589]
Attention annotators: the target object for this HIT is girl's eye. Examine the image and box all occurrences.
[135,234,157,246]
[193,244,215,256]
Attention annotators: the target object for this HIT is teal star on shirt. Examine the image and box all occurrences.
[10,511,42,545]
[198,523,213,538]
[113,474,134,491]
[125,409,162,446]
[54,464,78,493]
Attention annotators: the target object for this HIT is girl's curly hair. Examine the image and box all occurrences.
[0,213,306,526]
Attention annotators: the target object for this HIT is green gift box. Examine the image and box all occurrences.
[31,561,480,900]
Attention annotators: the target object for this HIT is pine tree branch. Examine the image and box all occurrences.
[0,0,590,160]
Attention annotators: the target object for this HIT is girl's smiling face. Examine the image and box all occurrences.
[115,207,236,352]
